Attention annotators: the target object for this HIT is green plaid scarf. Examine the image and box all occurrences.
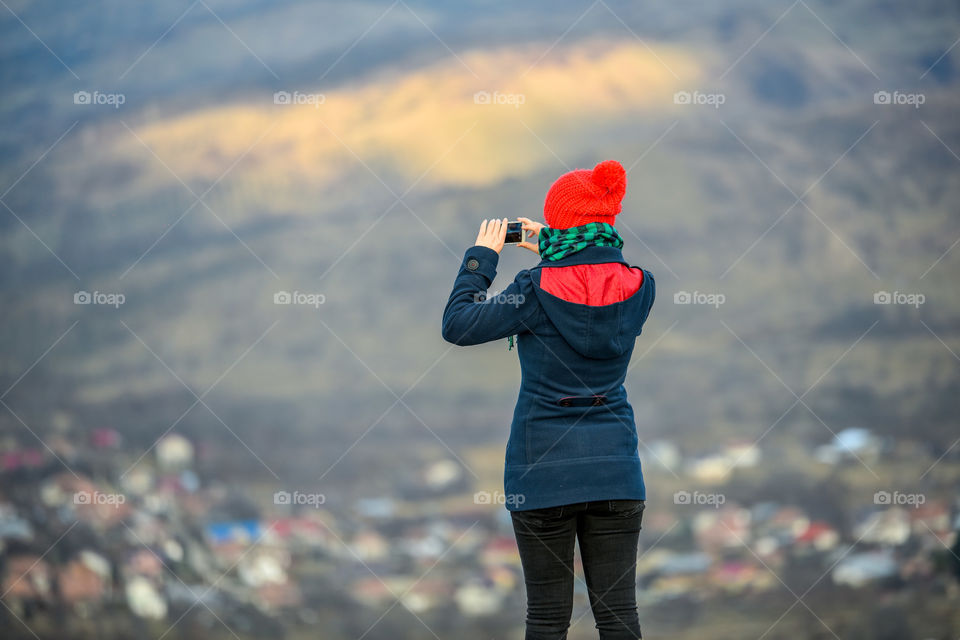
[538,222,624,261]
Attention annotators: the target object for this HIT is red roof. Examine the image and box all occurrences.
[797,521,835,543]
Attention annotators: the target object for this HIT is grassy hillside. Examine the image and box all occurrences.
[0,0,958,486]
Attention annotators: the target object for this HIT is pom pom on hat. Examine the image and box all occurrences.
[591,160,627,196]
[543,160,628,229]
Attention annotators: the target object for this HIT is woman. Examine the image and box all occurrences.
[442,160,655,639]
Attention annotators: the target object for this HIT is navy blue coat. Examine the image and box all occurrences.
[442,243,656,511]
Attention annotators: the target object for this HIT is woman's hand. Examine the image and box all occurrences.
[517,216,545,255]
[475,218,508,253]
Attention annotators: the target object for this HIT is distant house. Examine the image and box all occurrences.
[238,548,291,587]
[855,508,911,546]
[350,577,396,608]
[755,506,809,545]
[639,551,713,602]
[126,548,165,579]
[484,565,518,592]
[481,535,520,566]
[56,474,132,528]
[422,459,463,491]
[60,551,111,607]
[119,466,155,497]
[684,442,761,482]
[795,521,840,551]
[693,507,751,550]
[832,549,898,587]
[354,497,396,519]
[155,433,194,471]
[685,455,729,483]
[126,576,167,619]
[400,531,446,561]
[908,501,951,537]
[270,515,339,553]
[638,549,713,601]
[401,578,451,613]
[651,551,712,576]
[205,520,261,545]
[255,579,302,611]
[709,561,776,593]
[646,440,681,471]
[350,529,390,562]
[0,504,33,543]
[204,520,263,564]
[90,427,121,449]
[815,427,881,464]
[2,554,53,602]
[0,448,45,472]
[722,442,761,468]
[455,579,503,616]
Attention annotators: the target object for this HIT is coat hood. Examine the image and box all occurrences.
[530,247,655,359]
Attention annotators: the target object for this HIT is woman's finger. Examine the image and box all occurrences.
[518,217,542,234]
[517,241,539,255]
[489,218,501,241]
[476,219,487,244]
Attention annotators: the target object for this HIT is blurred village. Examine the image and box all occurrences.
[1,419,958,639]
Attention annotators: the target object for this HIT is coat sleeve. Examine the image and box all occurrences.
[636,268,656,335]
[441,246,540,346]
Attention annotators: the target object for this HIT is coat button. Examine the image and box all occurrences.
[466,258,480,271]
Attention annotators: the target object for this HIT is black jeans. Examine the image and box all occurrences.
[511,499,645,640]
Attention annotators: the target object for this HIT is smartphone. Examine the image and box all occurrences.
[504,221,524,244]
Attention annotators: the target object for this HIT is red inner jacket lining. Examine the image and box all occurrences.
[539,263,644,306]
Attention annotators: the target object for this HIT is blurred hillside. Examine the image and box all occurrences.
[1,0,958,490]
[2,2,960,639]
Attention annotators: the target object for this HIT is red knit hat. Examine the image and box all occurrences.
[543,160,627,229]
